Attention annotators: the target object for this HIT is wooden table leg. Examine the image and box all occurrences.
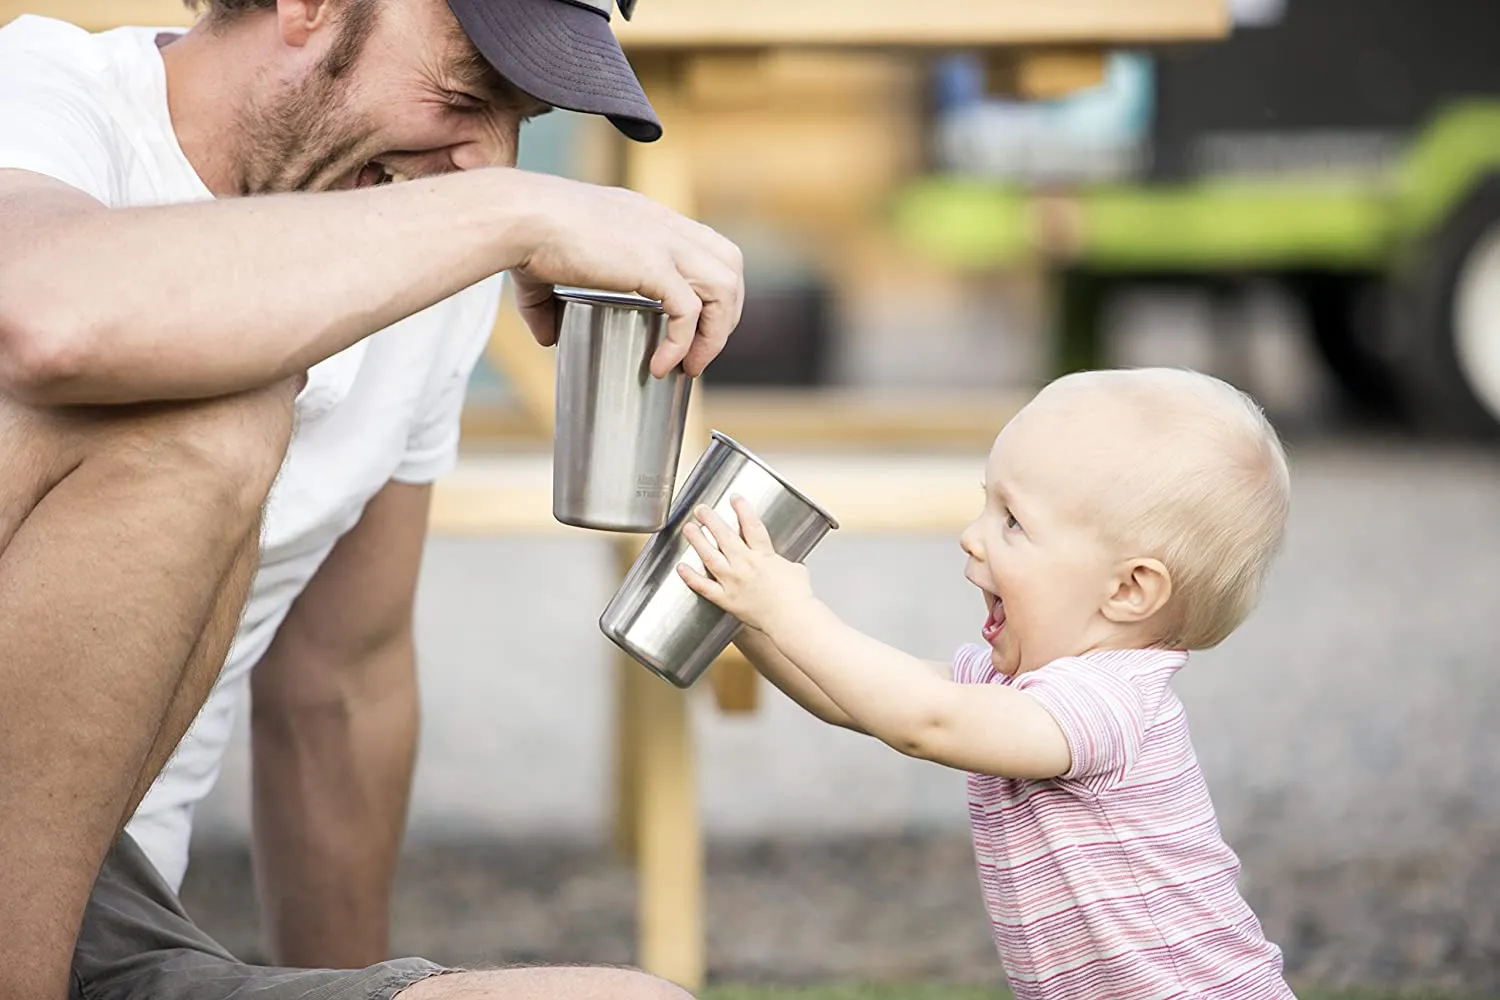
[612,52,814,988]
[624,385,708,989]
[611,577,645,863]
[710,644,760,714]
[628,653,703,988]
[613,68,706,980]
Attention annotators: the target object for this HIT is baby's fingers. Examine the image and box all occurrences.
[728,496,775,553]
[682,521,731,577]
[692,504,749,556]
[677,561,727,606]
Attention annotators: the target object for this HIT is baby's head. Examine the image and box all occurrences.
[959,367,1289,675]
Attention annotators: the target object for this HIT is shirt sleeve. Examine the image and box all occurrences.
[392,275,504,485]
[951,643,999,686]
[1011,656,1148,783]
[0,50,120,203]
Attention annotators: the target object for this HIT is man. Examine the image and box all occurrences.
[0,0,743,997]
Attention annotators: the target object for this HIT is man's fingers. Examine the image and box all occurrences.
[644,273,701,380]
[512,183,745,378]
[680,259,743,378]
[511,273,559,346]
[520,301,559,347]
[653,215,743,377]
[671,214,745,279]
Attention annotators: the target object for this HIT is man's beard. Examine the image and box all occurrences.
[234,3,380,195]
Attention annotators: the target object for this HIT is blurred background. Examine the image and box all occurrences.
[169,0,1500,994]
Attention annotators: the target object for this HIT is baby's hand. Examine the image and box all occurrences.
[677,496,815,634]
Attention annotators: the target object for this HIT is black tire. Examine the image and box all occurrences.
[1053,270,1113,375]
[1388,175,1500,438]
[1287,272,1403,420]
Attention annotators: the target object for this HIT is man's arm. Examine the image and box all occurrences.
[248,480,432,968]
[0,166,742,406]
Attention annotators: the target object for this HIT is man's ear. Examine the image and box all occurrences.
[277,0,335,48]
[1100,557,1172,625]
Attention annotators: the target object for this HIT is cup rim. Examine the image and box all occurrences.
[553,287,665,312]
[709,430,841,531]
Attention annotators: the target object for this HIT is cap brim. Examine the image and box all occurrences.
[446,0,662,143]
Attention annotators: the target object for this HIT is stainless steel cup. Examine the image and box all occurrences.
[600,431,840,688]
[551,288,693,532]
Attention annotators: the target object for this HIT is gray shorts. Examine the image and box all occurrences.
[71,833,455,1000]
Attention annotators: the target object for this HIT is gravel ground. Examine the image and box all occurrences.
[178,434,1500,994]
[182,826,1500,993]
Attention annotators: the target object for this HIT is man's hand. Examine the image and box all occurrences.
[507,176,744,379]
[677,496,815,632]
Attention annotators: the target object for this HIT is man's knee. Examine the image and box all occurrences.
[398,966,695,1000]
[603,970,693,1000]
[85,381,300,521]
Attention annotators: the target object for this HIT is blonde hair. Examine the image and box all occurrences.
[1042,368,1290,650]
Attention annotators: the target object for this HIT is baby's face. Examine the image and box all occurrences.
[958,400,1125,675]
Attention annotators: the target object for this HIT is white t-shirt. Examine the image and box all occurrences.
[0,14,502,889]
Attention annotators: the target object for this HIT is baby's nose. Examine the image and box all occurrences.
[958,522,981,559]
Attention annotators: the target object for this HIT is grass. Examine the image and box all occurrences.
[702,989,1492,1000]
[705,990,1003,1000]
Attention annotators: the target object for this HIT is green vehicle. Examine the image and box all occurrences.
[897,0,1500,437]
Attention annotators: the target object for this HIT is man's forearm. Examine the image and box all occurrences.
[250,636,418,968]
[0,167,535,405]
[732,627,860,730]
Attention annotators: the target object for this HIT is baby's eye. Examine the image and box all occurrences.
[1004,509,1021,532]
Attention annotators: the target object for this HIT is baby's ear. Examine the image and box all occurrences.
[1101,558,1172,625]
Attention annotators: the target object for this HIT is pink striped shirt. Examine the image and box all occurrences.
[952,644,1294,1000]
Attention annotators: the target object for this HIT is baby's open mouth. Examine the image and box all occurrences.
[982,592,1006,643]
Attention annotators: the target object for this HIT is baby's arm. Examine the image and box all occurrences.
[733,628,950,733]
[680,499,1071,779]
[732,627,862,730]
[764,600,1071,780]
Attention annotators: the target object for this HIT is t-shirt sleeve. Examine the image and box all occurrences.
[951,643,1000,686]
[392,275,504,485]
[0,51,120,203]
[1011,657,1148,783]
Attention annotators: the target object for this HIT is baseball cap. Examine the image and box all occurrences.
[445,0,662,142]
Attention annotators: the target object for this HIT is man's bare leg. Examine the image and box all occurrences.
[123,526,262,821]
[0,382,297,1000]
[399,967,694,1000]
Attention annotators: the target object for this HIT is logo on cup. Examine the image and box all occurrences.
[635,472,669,499]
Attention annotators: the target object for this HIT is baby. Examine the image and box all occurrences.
[678,367,1296,1000]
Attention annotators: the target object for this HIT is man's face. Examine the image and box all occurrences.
[237,0,551,194]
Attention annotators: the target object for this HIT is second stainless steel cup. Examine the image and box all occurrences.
[600,431,840,688]
[552,288,692,532]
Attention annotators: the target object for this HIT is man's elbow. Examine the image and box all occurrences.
[0,294,92,405]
